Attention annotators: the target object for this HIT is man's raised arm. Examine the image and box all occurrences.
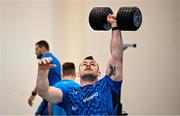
[106,14,123,81]
[36,57,63,103]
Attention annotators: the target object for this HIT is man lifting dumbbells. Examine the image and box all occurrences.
[36,7,142,115]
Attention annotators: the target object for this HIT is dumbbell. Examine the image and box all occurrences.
[89,7,142,31]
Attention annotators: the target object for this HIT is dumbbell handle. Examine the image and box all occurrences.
[123,43,136,51]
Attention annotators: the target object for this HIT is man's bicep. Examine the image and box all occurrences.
[45,86,63,104]
[106,57,123,81]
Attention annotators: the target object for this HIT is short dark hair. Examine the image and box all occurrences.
[36,40,49,51]
[84,56,94,60]
[63,62,75,76]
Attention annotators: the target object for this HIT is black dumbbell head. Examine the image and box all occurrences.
[89,7,113,31]
[117,7,142,31]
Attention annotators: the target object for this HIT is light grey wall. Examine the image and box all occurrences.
[0,0,65,114]
[0,1,2,113]
[0,0,180,115]
[116,0,180,115]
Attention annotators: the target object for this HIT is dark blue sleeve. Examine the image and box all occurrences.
[101,75,122,94]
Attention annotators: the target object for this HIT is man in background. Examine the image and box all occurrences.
[52,62,80,115]
[28,40,62,115]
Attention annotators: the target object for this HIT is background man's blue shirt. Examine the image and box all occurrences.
[53,80,80,115]
[39,53,62,85]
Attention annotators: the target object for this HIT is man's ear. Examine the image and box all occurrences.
[77,72,80,77]
[98,71,101,77]
[74,73,76,77]
[42,47,47,53]
[72,73,76,80]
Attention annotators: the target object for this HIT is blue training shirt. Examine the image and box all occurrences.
[57,75,122,115]
[53,80,80,115]
[39,53,62,86]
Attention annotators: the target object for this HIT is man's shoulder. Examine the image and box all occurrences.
[98,75,110,82]
[54,80,80,89]
[42,53,57,59]
[62,80,80,87]
[97,75,122,87]
[98,75,122,83]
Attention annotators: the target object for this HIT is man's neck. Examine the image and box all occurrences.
[63,75,74,81]
[42,51,49,55]
[80,78,98,87]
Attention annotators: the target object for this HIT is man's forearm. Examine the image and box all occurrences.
[36,69,50,96]
[111,30,123,59]
[36,57,63,103]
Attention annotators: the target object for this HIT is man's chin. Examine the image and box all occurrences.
[84,71,93,75]
[81,74,97,82]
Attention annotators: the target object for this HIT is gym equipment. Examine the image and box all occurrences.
[120,43,137,116]
[123,43,137,51]
[117,7,142,31]
[89,7,113,30]
[89,7,142,31]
